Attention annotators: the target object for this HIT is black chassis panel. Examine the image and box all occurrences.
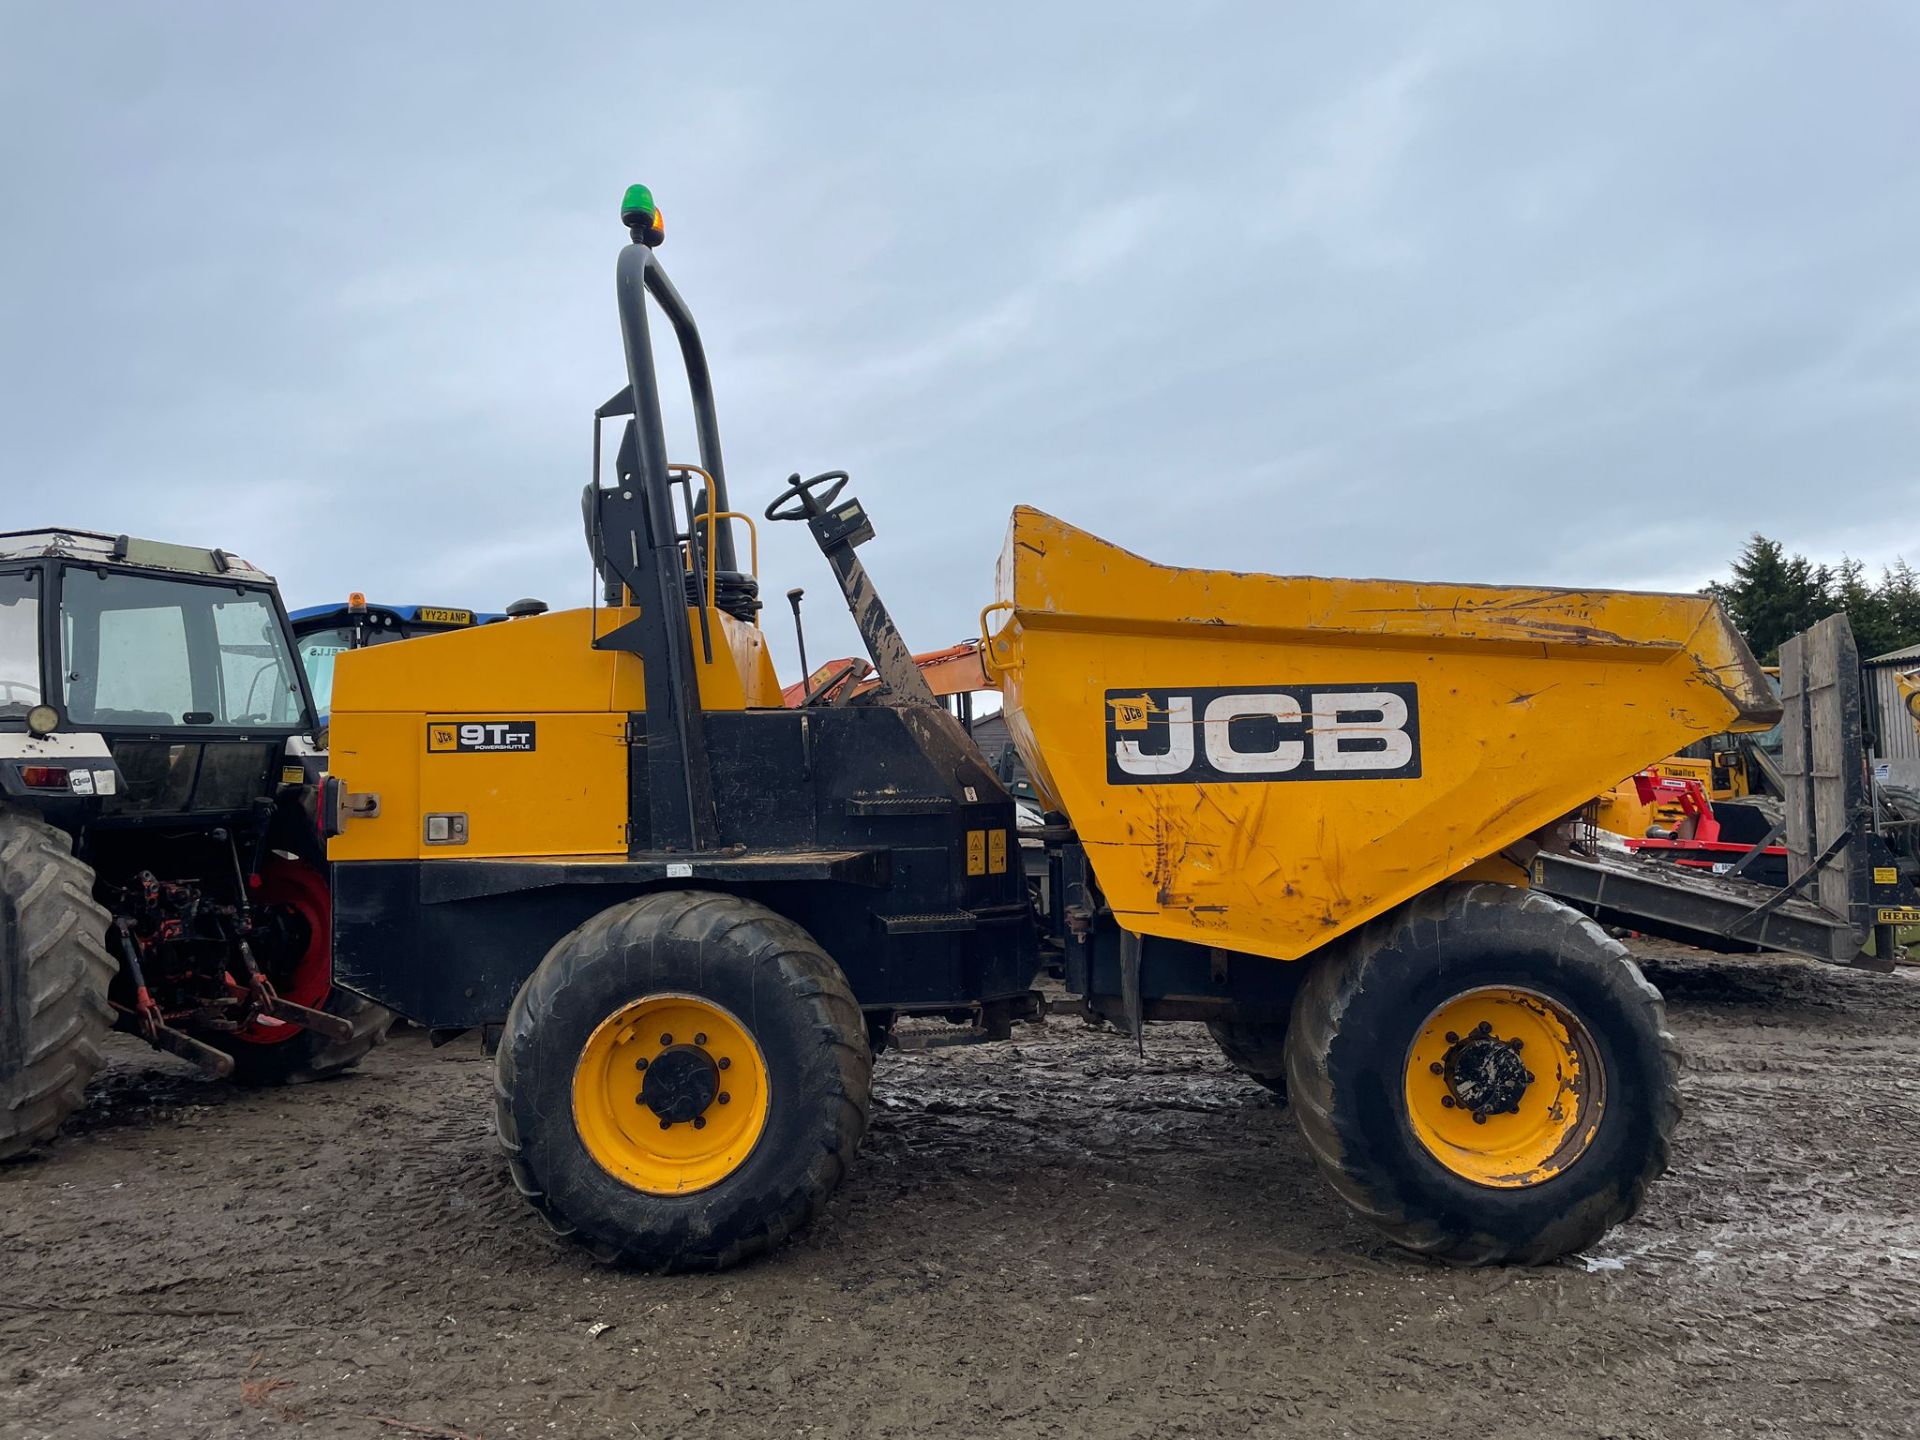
[1052,841,1309,1022]
[332,703,1037,1029]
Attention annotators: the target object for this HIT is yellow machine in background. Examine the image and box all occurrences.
[1588,654,1784,846]
[1591,740,1775,843]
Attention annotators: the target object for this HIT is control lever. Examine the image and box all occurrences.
[786,587,811,681]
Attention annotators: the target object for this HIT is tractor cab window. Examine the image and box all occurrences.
[60,570,306,729]
[0,571,41,716]
[295,622,407,715]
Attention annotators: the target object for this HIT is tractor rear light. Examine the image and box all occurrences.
[19,766,69,790]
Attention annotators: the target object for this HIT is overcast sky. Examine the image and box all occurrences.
[4,3,1916,678]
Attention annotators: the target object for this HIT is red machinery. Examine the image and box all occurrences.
[1622,771,1787,883]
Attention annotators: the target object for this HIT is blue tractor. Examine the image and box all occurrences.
[287,596,544,782]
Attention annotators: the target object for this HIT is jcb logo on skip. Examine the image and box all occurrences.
[1103,684,1420,784]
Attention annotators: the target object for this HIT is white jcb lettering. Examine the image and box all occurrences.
[1310,692,1412,772]
[1114,695,1194,776]
[1109,686,1416,782]
[1202,693,1305,775]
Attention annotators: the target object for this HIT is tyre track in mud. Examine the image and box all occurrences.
[3,944,1917,1439]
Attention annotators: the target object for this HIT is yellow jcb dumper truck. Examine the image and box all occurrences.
[323,188,1778,1271]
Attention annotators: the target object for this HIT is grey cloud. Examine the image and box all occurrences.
[3,2,1916,676]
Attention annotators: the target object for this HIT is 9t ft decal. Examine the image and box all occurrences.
[427,721,538,753]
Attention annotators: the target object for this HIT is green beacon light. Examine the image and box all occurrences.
[621,183,665,247]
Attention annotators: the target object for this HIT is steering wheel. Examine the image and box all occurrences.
[0,680,38,705]
[765,470,849,523]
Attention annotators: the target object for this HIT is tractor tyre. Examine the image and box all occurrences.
[1285,882,1679,1266]
[1720,794,1785,827]
[0,809,116,1160]
[1206,1019,1289,1100]
[210,857,391,1087]
[220,987,392,1087]
[1879,785,1920,865]
[1714,794,1785,847]
[496,890,871,1271]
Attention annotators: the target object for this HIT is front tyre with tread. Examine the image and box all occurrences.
[1285,883,1679,1266]
[496,890,871,1272]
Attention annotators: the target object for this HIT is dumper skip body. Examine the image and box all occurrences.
[990,506,1779,962]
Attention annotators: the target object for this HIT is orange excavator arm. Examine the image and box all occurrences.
[780,640,993,707]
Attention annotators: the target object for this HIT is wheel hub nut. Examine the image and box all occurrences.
[638,1043,721,1124]
[1443,1032,1532,1117]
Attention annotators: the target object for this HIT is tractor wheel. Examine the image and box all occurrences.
[1879,785,1920,865]
[496,890,871,1271]
[209,856,391,1087]
[1710,795,1784,849]
[0,809,116,1160]
[1285,883,1679,1266]
[1206,1019,1289,1100]
[1720,794,1785,827]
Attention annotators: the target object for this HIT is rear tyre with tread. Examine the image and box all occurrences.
[0,809,115,1160]
[496,890,871,1272]
[1206,1019,1289,1100]
[1285,883,1679,1265]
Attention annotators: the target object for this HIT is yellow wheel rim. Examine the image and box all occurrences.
[571,993,770,1196]
[1402,986,1603,1189]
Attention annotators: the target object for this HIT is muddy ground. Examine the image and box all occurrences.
[4,942,1918,1440]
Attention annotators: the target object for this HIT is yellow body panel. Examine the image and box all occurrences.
[989,507,1778,962]
[330,604,781,862]
[331,605,780,715]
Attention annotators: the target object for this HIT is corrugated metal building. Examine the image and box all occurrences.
[1865,642,1920,784]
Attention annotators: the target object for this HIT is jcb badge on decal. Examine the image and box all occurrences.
[1104,685,1420,784]
[428,721,537,753]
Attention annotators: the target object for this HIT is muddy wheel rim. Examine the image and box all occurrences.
[1402,985,1604,1189]
[571,993,770,1195]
